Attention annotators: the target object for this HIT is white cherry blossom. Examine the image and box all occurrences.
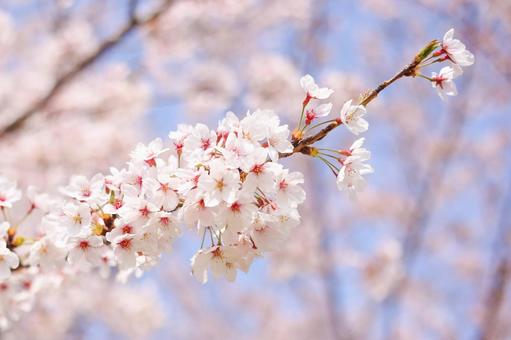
[340,99,368,135]
[274,170,306,209]
[60,174,106,204]
[336,138,374,199]
[130,138,168,167]
[198,160,240,206]
[305,102,332,125]
[67,235,105,267]
[0,178,21,208]
[440,28,475,67]
[431,65,463,101]
[191,246,241,284]
[60,202,92,236]
[300,74,334,101]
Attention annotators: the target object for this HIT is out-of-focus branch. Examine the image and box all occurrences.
[477,162,511,340]
[478,257,509,340]
[0,0,173,138]
[280,55,422,158]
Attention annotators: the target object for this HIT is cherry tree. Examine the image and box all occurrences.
[2,0,510,339]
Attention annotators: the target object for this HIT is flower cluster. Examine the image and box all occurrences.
[419,28,475,100]
[0,108,306,288]
[296,75,374,199]
[0,27,475,330]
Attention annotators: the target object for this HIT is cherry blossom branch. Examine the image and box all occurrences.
[280,44,431,158]
[0,0,173,138]
[0,27,475,331]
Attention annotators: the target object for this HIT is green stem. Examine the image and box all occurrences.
[420,58,443,68]
[208,227,214,247]
[306,119,337,132]
[200,227,207,248]
[417,74,434,82]
[320,152,341,161]
[317,156,340,176]
[317,147,341,153]
[297,104,306,130]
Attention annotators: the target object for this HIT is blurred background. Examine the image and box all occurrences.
[0,0,510,339]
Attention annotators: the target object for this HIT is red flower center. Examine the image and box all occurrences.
[122,225,133,234]
[230,202,241,212]
[118,238,132,249]
[79,241,89,250]
[251,164,264,175]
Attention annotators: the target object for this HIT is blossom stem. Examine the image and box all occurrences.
[417,74,435,82]
[306,119,337,132]
[421,54,436,63]
[419,58,444,68]
[208,227,214,247]
[320,152,341,161]
[317,156,340,176]
[1,208,8,222]
[297,104,306,130]
[317,147,341,153]
[15,207,34,228]
[200,228,207,248]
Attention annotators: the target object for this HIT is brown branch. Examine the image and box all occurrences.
[0,0,173,138]
[477,163,511,340]
[280,55,422,158]
[479,256,509,340]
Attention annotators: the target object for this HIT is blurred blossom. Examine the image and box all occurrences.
[2,274,165,339]
[179,61,238,118]
[0,10,14,54]
[244,54,302,118]
[362,239,404,302]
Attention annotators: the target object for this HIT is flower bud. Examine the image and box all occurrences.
[414,40,440,63]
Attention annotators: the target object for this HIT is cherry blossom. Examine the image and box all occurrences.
[336,138,374,199]
[60,202,92,236]
[300,74,334,104]
[439,28,475,67]
[339,99,368,135]
[67,235,105,267]
[304,103,332,125]
[0,20,477,331]
[191,246,241,284]
[0,178,21,208]
[60,174,106,204]
[198,160,240,206]
[431,65,463,100]
[27,237,67,271]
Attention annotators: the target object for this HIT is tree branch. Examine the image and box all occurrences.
[479,256,509,340]
[0,0,173,138]
[476,161,511,340]
[280,57,421,158]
